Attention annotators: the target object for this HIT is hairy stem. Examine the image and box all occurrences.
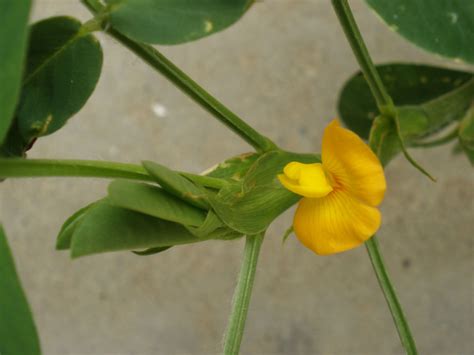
[80,0,277,152]
[223,233,264,355]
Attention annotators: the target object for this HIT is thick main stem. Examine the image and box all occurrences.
[223,233,264,355]
[81,0,277,153]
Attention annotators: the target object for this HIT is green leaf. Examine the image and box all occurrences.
[0,0,31,144]
[142,160,209,209]
[56,202,98,250]
[366,0,474,64]
[106,0,253,45]
[0,225,41,355]
[108,180,206,226]
[17,16,102,142]
[338,63,473,139]
[67,200,202,258]
[132,246,171,256]
[209,151,320,235]
[458,104,474,165]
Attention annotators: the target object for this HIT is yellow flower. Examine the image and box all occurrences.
[278,120,386,255]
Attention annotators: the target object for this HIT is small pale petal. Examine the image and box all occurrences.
[293,190,381,255]
[322,120,386,207]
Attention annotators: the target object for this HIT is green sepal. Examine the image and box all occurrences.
[142,160,209,209]
[209,151,320,235]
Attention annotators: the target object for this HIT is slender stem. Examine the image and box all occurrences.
[331,0,395,116]
[80,0,277,153]
[365,237,418,355]
[0,159,153,181]
[332,1,419,353]
[223,233,264,355]
[332,0,435,181]
[0,158,228,189]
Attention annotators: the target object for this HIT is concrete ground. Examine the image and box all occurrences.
[1,1,473,354]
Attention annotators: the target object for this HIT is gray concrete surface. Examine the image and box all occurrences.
[1,1,473,354]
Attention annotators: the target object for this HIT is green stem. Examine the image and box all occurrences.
[333,1,419,353]
[332,0,435,181]
[0,159,153,181]
[80,0,277,153]
[331,0,395,116]
[0,158,228,189]
[365,237,418,355]
[223,233,264,355]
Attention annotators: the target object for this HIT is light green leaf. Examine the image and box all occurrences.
[0,0,31,144]
[56,202,98,250]
[68,201,202,258]
[106,0,253,45]
[17,16,102,142]
[458,104,474,165]
[108,180,206,226]
[142,160,209,209]
[366,0,474,64]
[0,225,41,355]
[338,63,473,139]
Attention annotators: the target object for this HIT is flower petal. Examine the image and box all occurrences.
[278,162,333,198]
[293,190,381,255]
[322,120,386,207]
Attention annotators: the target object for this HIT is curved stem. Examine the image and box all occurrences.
[365,237,418,355]
[223,233,264,355]
[80,0,277,153]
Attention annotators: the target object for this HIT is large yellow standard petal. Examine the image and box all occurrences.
[293,190,381,255]
[322,120,386,207]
